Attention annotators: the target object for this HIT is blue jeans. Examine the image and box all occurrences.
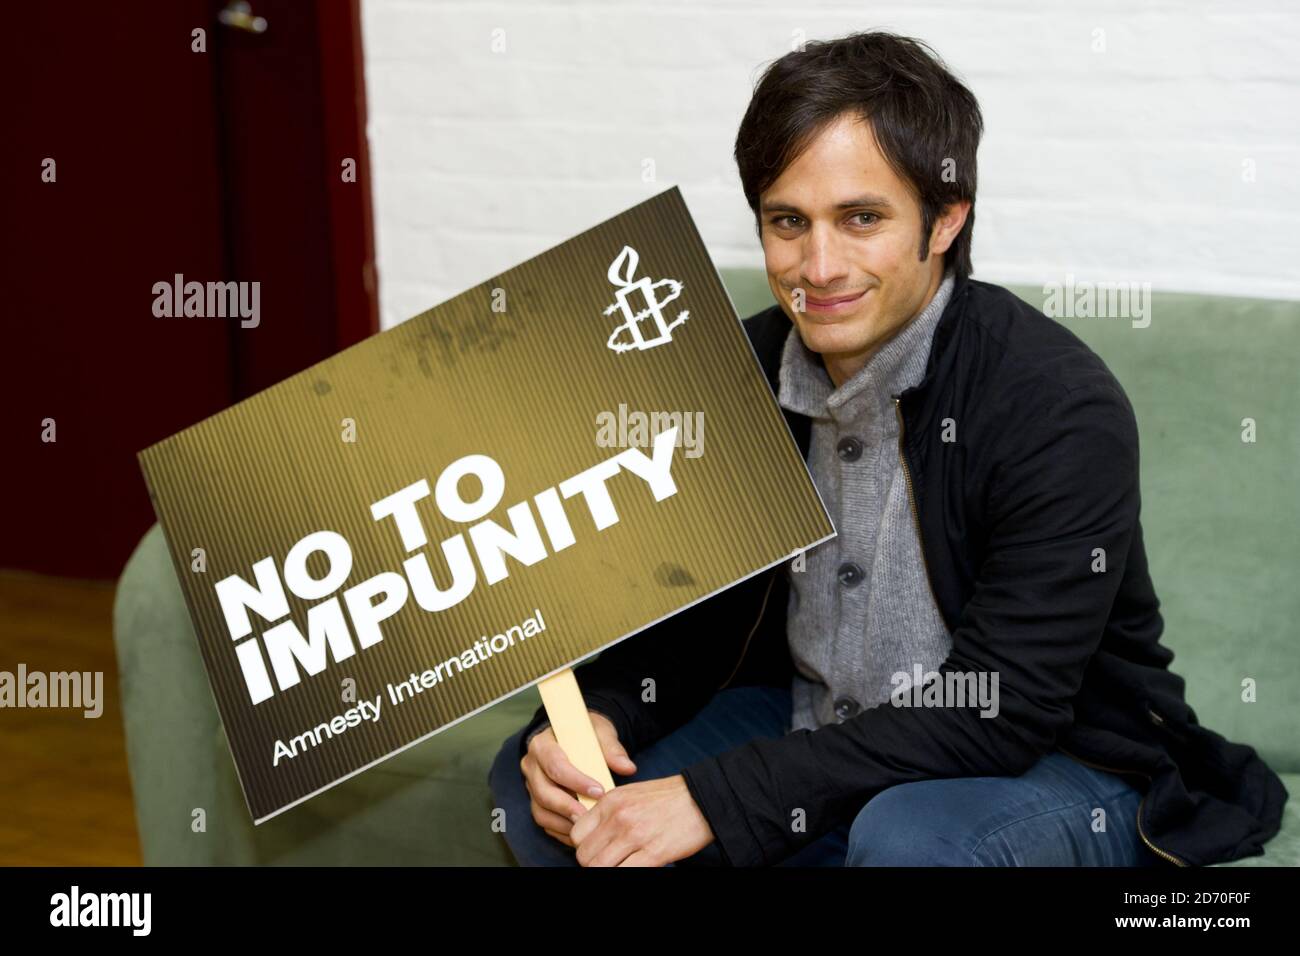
[487,685,1165,866]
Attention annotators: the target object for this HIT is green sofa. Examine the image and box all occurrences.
[112,269,1298,866]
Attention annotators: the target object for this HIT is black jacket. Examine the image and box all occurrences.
[517,275,1288,867]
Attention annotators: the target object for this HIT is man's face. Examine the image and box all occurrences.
[759,112,953,381]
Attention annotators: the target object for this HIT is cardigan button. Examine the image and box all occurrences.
[834,696,861,720]
[836,436,863,462]
[837,562,864,587]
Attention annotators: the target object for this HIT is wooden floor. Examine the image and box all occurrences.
[0,569,142,865]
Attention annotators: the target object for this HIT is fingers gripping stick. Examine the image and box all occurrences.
[537,668,617,809]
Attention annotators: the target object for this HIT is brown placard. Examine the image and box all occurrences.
[139,186,833,824]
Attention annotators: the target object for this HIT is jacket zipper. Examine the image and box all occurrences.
[1056,746,1188,866]
[893,395,1186,867]
[718,568,778,690]
[893,397,951,632]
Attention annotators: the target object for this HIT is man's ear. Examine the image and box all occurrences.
[928,200,972,257]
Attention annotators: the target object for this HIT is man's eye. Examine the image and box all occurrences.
[769,213,877,229]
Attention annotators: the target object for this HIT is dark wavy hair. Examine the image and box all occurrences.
[734,31,983,279]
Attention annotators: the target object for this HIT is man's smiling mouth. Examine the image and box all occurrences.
[798,288,867,316]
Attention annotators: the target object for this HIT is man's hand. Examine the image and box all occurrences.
[569,774,715,866]
[520,710,637,847]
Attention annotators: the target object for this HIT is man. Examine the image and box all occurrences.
[488,31,1287,867]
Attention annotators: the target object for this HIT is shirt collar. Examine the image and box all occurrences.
[778,270,955,424]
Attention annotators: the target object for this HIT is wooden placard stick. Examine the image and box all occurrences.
[537,668,617,809]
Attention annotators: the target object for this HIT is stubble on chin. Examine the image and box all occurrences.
[795,309,875,355]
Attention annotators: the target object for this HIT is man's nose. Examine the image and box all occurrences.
[799,226,850,292]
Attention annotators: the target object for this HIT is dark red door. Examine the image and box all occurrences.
[2,0,378,579]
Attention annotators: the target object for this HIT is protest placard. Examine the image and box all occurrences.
[139,186,833,824]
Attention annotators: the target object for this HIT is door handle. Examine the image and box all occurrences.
[218,1,267,34]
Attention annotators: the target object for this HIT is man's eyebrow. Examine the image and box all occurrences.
[760,195,894,214]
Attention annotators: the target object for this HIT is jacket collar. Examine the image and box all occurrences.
[902,271,972,401]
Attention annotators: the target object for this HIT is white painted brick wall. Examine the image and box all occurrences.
[361,0,1300,329]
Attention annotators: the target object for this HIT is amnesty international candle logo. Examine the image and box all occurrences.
[138,186,834,824]
[603,245,689,352]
